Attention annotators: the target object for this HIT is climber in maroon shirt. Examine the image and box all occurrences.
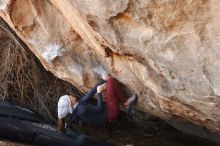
[58,72,138,131]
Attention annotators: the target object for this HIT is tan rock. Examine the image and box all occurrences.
[1,0,220,142]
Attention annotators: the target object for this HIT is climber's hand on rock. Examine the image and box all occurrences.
[97,83,106,93]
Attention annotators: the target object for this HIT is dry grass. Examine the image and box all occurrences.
[0,18,82,123]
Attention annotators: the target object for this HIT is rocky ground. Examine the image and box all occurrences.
[77,115,220,146]
[0,110,219,146]
[2,119,219,146]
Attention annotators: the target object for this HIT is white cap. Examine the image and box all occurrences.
[57,95,72,119]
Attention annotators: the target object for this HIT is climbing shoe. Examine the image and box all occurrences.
[127,94,138,119]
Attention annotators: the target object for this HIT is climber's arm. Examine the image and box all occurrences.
[79,80,106,104]
[58,118,65,133]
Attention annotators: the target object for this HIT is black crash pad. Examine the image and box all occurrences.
[24,122,115,146]
[0,117,79,146]
[0,117,35,143]
[23,121,79,146]
[0,100,11,107]
[0,100,42,122]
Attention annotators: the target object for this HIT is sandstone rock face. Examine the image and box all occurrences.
[1,0,220,142]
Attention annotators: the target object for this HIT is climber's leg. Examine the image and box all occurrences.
[106,77,121,122]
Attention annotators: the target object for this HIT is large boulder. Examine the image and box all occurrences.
[1,0,220,142]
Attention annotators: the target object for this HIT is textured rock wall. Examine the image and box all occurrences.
[1,0,220,142]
